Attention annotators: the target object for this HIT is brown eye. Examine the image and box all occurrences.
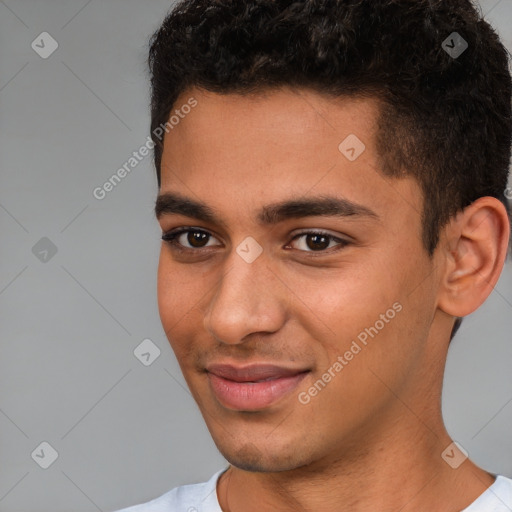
[161,228,221,250]
[304,234,330,251]
[187,230,210,248]
[289,231,349,253]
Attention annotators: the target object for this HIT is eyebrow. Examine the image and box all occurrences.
[154,192,379,226]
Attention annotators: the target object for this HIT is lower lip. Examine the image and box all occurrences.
[207,372,309,411]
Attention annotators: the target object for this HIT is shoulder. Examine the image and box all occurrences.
[463,475,512,511]
[112,467,228,512]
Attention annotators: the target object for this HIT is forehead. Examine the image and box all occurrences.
[158,86,422,227]
[161,86,381,182]
[165,85,381,147]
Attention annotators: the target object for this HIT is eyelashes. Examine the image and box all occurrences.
[161,228,220,251]
[161,227,350,255]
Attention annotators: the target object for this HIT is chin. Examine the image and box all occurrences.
[212,434,312,473]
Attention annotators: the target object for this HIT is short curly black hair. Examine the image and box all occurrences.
[148,0,512,338]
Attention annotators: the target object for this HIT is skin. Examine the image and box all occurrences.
[155,85,510,512]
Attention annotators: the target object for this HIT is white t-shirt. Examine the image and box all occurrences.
[113,469,512,512]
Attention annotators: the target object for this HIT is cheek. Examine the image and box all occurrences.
[156,251,202,350]
[157,252,176,327]
[325,260,435,397]
[286,251,428,374]
[279,261,401,344]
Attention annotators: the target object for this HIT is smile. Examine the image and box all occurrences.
[206,363,310,411]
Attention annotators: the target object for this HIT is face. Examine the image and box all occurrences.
[156,86,444,473]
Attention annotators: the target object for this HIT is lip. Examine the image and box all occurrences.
[206,363,310,411]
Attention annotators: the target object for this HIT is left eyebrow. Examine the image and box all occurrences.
[154,192,380,225]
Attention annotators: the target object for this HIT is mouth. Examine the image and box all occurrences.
[205,363,311,411]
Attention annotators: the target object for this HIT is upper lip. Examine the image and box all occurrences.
[206,363,310,383]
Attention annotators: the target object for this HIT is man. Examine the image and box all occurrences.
[115,0,512,510]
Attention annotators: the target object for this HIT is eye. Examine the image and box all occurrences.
[161,228,221,251]
[287,231,349,253]
[161,228,350,255]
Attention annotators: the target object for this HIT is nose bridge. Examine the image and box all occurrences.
[204,249,284,344]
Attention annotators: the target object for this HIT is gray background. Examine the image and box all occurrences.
[0,0,510,510]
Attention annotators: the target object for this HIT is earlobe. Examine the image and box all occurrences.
[437,197,510,318]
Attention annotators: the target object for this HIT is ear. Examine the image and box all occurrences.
[437,197,510,318]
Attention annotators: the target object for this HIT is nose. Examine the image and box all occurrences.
[203,249,287,345]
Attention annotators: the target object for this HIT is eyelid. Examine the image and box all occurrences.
[290,228,349,241]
